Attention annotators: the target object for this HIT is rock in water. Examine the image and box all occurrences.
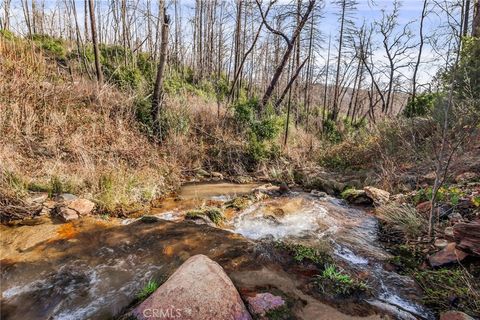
[131,255,252,320]
[453,221,480,256]
[363,186,390,206]
[440,311,475,320]
[428,243,468,267]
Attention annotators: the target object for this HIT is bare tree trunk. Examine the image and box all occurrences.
[276,58,308,108]
[322,34,331,133]
[88,0,103,85]
[151,6,170,139]
[21,0,33,36]
[3,0,11,30]
[474,0,480,36]
[411,0,428,114]
[256,0,316,111]
[228,4,272,101]
[304,12,314,132]
[463,0,471,36]
[331,0,347,121]
[84,0,89,41]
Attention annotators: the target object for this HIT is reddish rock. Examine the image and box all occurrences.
[131,255,252,320]
[245,292,285,317]
[453,220,480,256]
[416,201,432,215]
[428,243,468,267]
[440,310,475,320]
[58,207,79,222]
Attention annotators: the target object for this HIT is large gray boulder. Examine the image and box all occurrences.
[131,255,252,320]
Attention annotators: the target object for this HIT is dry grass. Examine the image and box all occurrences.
[376,204,427,240]
[0,36,317,217]
[0,37,180,214]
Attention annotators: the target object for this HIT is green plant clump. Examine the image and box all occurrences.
[137,280,159,301]
[276,241,332,267]
[403,92,440,118]
[31,34,67,58]
[316,265,367,297]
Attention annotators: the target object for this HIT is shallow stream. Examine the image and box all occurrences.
[0,182,434,319]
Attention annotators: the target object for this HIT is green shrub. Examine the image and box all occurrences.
[323,119,342,143]
[413,186,465,206]
[233,98,258,126]
[0,29,15,40]
[103,65,143,90]
[31,34,66,58]
[252,116,283,141]
[403,92,440,118]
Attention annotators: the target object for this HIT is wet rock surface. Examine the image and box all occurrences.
[131,255,252,320]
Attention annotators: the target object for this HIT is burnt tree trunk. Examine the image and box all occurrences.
[88,0,103,85]
[151,7,170,139]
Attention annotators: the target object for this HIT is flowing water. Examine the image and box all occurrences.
[0,183,434,319]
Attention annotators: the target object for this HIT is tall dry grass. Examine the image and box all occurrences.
[0,37,180,214]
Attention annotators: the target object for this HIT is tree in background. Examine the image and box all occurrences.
[151,5,170,140]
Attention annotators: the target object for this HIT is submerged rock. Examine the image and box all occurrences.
[131,255,252,320]
[310,190,327,198]
[245,292,285,318]
[428,243,468,267]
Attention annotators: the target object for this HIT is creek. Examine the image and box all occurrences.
[0,182,434,319]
